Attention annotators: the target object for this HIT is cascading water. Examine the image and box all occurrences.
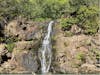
[39,21,54,73]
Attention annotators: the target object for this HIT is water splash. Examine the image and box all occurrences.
[39,21,54,73]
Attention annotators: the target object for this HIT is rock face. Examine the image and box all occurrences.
[12,50,38,73]
[10,41,39,73]
[0,18,47,73]
[70,25,81,34]
[51,24,100,74]
[79,64,100,74]
[4,18,45,41]
[0,18,100,74]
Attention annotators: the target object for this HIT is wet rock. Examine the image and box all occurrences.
[12,50,39,72]
[21,51,38,72]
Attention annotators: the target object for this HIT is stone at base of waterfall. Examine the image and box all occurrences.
[6,60,33,74]
[12,49,39,72]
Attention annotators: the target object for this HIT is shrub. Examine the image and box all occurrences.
[60,17,78,31]
[0,0,70,20]
[60,1,99,35]
[0,0,99,35]
[76,6,99,34]
[76,52,85,61]
[83,21,99,35]
[6,43,15,52]
[41,0,70,19]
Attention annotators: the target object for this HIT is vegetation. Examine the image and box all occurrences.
[6,43,15,52]
[60,0,99,35]
[60,17,79,31]
[0,0,99,35]
[76,52,85,61]
[0,0,69,20]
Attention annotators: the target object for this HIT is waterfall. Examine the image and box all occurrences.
[39,21,54,73]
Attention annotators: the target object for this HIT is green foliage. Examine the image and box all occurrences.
[76,52,85,61]
[83,20,99,35]
[77,6,99,34]
[41,0,70,19]
[34,18,51,22]
[60,0,99,35]
[0,0,70,20]
[60,17,78,30]
[6,43,15,52]
[0,0,43,20]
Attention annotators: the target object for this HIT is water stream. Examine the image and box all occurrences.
[39,21,54,73]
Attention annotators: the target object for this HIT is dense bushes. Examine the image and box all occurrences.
[41,0,70,19]
[0,0,43,20]
[0,0,99,35]
[60,17,79,31]
[0,0,70,20]
[60,0,99,35]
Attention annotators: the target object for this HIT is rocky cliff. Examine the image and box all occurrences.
[51,23,100,74]
[0,18,48,73]
[0,18,100,74]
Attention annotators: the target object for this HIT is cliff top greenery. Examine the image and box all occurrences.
[0,0,99,35]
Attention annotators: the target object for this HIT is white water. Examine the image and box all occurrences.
[39,21,54,73]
